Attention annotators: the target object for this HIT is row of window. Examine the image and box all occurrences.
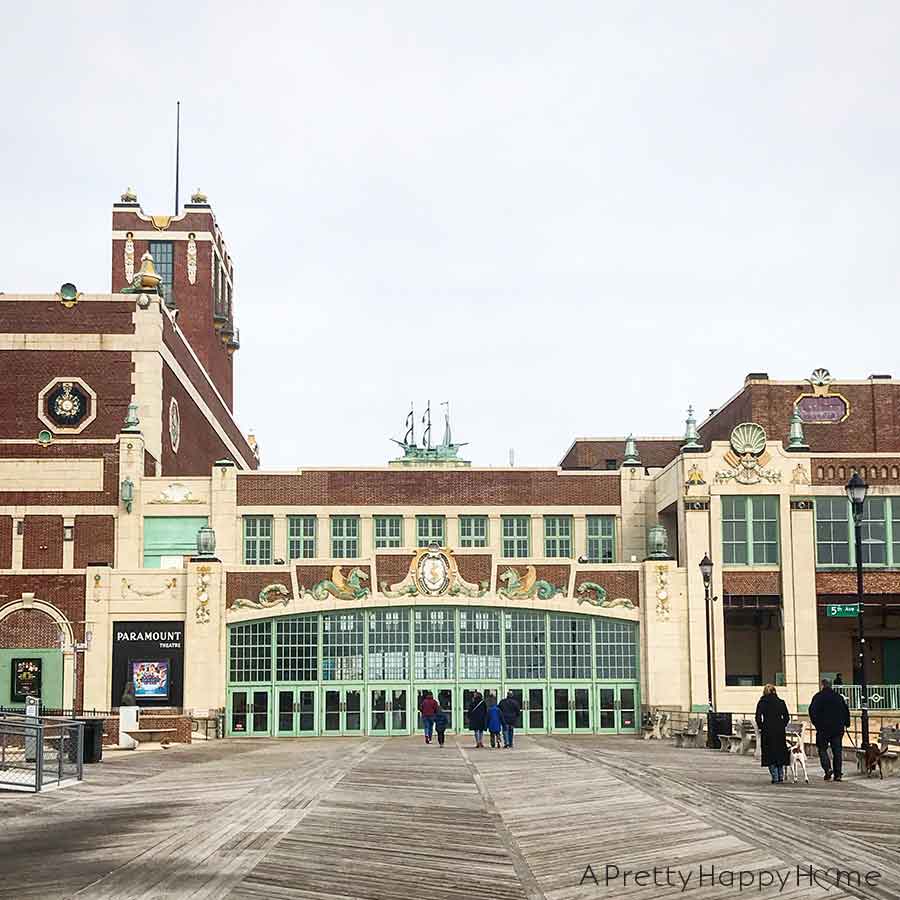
[229,609,638,683]
[243,514,616,565]
[723,495,900,568]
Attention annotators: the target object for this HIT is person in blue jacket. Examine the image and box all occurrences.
[487,699,504,749]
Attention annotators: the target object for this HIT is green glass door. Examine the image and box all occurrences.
[276,687,317,736]
[551,685,592,733]
[416,686,455,732]
[322,687,364,735]
[597,684,639,733]
[229,688,271,736]
[369,686,410,735]
[507,685,547,733]
[462,686,500,729]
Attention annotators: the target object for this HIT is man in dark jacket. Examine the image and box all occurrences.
[498,691,521,749]
[809,679,851,781]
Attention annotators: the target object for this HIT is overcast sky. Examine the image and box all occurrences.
[3,4,899,468]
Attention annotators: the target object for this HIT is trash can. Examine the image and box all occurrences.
[76,718,104,763]
[709,712,733,749]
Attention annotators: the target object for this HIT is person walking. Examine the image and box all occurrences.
[755,684,790,783]
[419,691,440,744]
[486,699,503,749]
[498,691,521,749]
[468,691,487,748]
[434,706,448,747]
[809,678,851,782]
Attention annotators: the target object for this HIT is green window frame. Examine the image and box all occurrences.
[148,240,174,305]
[544,516,572,558]
[229,620,272,682]
[502,516,530,558]
[331,516,359,558]
[586,515,615,563]
[721,496,779,565]
[374,516,402,548]
[243,516,273,565]
[459,515,488,548]
[816,496,900,568]
[416,515,445,547]
[288,516,316,560]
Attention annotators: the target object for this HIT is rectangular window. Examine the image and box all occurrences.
[413,608,455,680]
[502,516,530,558]
[459,516,488,548]
[148,241,174,305]
[367,609,410,680]
[276,617,317,681]
[722,496,779,565]
[861,497,887,565]
[229,620,272,683]
[596,619,637,679]
[416,516,445,547]
[892,501,900,566]
[288,516,316,560]
[504,611,546,679]
[550,614,592,679]
[322,612,363,681]
[544,516,572,558]
[459,608,501,680]
[331,517,359,558]
[815,498,850,566]
[586,516,615,563]
[243,516,273,565]
[374,516,402,548]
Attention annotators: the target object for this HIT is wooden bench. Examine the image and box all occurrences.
[716,719,756,754]
[855,725,900,777]
[672,717,704,749]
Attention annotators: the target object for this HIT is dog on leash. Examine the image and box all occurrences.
[788,737,810,784]
[863,742,888,779]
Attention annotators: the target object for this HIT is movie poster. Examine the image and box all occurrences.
[12,658,42,703]
[131,659,170,699]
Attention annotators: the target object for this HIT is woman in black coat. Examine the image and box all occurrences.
[755,684,790,783]
[468,691,487,749]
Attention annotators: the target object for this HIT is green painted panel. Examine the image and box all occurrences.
[0,649,64,709]
[143,516,208,567]
[884,639,900,684]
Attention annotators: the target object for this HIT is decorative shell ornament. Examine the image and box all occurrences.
[191,188,208,203]
[808,368,834,387]
[729,423,767,457]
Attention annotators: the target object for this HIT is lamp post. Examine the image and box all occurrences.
[699,553,716,747]
[846,472,870,747]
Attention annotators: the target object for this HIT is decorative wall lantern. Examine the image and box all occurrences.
[196,526,217,559]
[646,524,672,560]
[120,476,134,513]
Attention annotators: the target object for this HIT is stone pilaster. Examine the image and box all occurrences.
[183,557,226,715]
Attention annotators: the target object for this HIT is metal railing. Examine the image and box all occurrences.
[834,684,900,711]
[0,713,83,793]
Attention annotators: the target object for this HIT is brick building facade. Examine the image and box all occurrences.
[2,191,900,737]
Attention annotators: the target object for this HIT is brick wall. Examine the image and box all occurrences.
[573,570,640,604]
[723,571,782,596]
[455,554,493,587]
[101,715,193,746]
[0,516,10,568]
[238,470,620,507]
[74,516,115,567]
[0,350,132,440]
[560,439,682,470]
[0,443,119,506]
[23,516,63,568]
[162,316,254,467]
[816,571,900,595]
[0,608,61,647]
[0,300,135,334]
[162,363,233,476]
[701,380,900,453]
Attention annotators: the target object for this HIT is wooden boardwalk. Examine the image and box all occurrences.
[1,735,899,899]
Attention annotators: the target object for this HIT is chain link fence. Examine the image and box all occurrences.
[0,713,83,792]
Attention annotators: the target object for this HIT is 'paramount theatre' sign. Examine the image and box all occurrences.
[111,620,184,708]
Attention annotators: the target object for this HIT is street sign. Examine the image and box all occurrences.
[826,603,859,618]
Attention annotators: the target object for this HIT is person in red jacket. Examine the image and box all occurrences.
[419,691,440,744]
